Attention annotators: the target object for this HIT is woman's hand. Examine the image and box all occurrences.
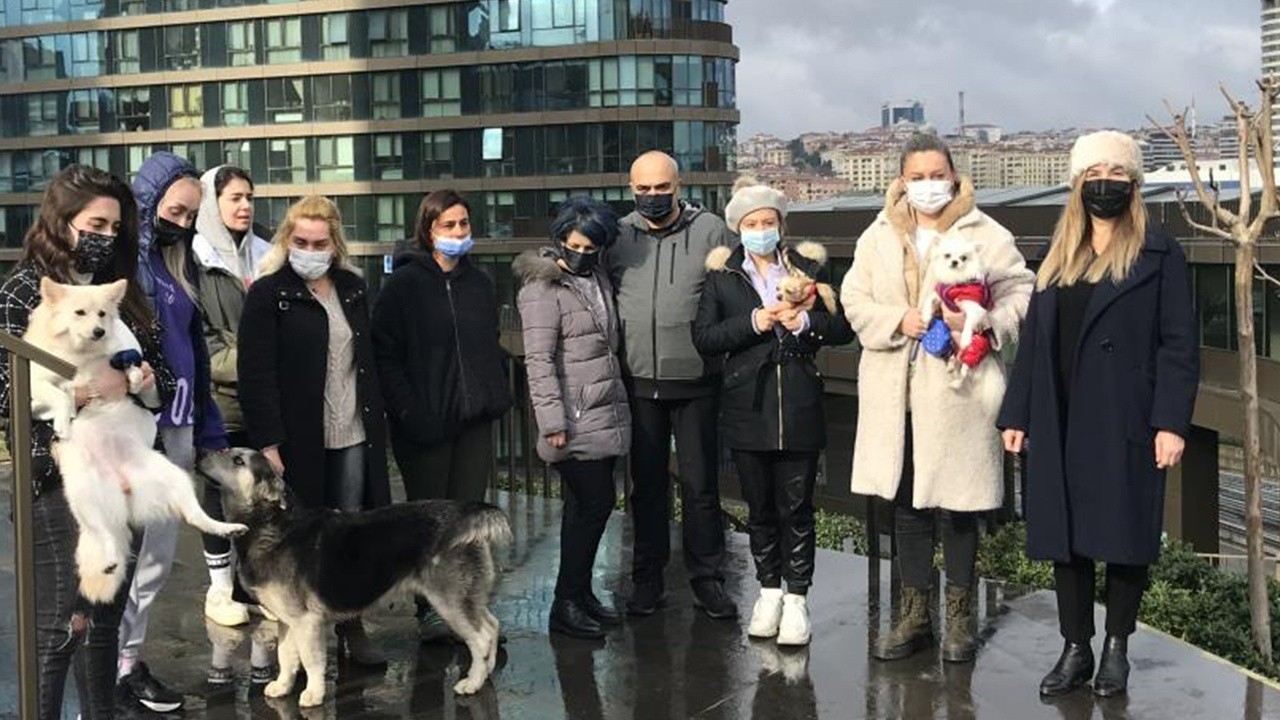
[754,308,778,333]
[778,307,806,333]
[138,361,155,392]
[1155,430,1185,469]
[263,445,285,477]
[1002,429,1026,454]
[942,308,966,333]
[900,308,927,339]
[547,431,568,449]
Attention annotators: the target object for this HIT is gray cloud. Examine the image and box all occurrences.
[730,0,1261,137]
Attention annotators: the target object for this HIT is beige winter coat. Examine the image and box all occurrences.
[840,178,1034,511]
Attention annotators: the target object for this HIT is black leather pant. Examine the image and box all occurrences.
[732,450,818,595]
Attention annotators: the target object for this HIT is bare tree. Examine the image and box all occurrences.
[1149,78,1279,662]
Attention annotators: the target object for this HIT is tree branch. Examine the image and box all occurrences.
[1177,191,1237,241]
[1149,108,1241,230]
[1255,260,1280,289]
[1249,78,1280,237]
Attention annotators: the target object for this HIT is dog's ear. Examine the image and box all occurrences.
[39,277,66,305]
[104,279,128,306]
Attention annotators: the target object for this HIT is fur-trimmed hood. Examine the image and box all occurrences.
[513,248,564,285]
[704,240,829,274]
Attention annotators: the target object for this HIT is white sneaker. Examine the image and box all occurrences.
[747,588,785,638]
[777,594,811,646]
[205,586,250,627]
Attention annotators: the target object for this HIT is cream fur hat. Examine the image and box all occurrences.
[725,176,788,233]
[1069,130,1144,185]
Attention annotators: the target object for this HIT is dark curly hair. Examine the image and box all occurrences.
[550,196,620,250]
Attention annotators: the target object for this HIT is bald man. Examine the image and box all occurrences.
[604,151,737,619]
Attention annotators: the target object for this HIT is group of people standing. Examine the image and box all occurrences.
[0,124,1197,720]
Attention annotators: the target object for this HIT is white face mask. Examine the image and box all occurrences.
[288,247,332,281]
[905,179,955,215]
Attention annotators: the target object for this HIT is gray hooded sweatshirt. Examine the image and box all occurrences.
[605,202,732,399]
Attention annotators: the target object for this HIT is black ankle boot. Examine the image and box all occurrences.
[1039,642,1094,696]
[1094,635,1129,697]
[550,597,604,639]
[580,591,622,625]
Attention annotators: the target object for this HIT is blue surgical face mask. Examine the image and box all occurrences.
[740,228,781,257]
[434,235,474,258]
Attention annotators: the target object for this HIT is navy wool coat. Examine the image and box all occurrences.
[997,230,1199,565]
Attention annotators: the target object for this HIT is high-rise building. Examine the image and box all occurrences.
[881,100,924,129]
[1266,1,1280,144]
[0,0,739,246]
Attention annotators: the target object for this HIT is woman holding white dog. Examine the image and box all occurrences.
[840,133,1033,663]
[693,180,854,646]
[237,195,390,665]
[514,197,631,640]
[998,132,1198,697]
[0,164,175,720]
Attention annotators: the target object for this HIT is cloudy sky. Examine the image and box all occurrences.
[729,0,1262,138]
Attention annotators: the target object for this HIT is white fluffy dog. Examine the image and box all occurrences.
[25,277,246,603]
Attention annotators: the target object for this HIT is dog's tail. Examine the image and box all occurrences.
[449,504,513,553]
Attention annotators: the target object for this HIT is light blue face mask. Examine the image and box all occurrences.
[740,227,781,257]
[434,235,474,258]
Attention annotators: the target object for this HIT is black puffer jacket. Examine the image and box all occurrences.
[693,243,854,452]
[372,249,512,449]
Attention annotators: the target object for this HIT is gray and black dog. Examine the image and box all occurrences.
[198,448,511,706]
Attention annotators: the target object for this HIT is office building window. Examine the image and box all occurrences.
[428,6,457,53]
[67,89,100,134]
[371,73,401,120]
[489,0,520,32]
[21,0,58,25]
[27,150,63,191]
[315,136,354,182]
[169,142,207,169]
[265,18,302,63]
[421,69,461,117]
[532,0,575,29]
[374,195,405,242]
[222,81,249,126]
[23,37,59,81]
[164,0,197,10]
[369,10,408,58]
[169,84,203,129]
[423,131,452,178]
[118,0,145,14]
[268,138,307,183]
[266,77,306,123]
[126,144,152,182]
[26,93,59,136]
[70,33,106,78]
[113,30,141,74]
[222,140,253,173]
[227,21,256,66]
[322,14,350,60]
[73,146,109,170]
[313,75,352,122]
[672,55,703,106]
[164,25,201,70]
[117,87,150,131]
[68,0,103,21]
[0,153,11,193]
[372,134,403,180]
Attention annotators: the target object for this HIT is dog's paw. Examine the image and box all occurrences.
[125,367,144,395]
[263,680,293,698]
[220,523,249,538]
[298,686,325,707]
[453,676,487,695]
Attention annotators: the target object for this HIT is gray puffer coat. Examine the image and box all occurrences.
[515,249,631,463]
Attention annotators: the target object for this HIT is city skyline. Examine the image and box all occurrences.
[729,0,1261,139]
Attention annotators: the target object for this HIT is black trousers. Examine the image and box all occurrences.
[628,394,725,586]
[732,449,818,595]
[893,418,979,590]
[554,457,619,600]
[1054,556,1149,643]
[33,485,128,720]
[394,420,494,504]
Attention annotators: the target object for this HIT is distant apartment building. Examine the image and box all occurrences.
[755,169,852,203]
[881,100,924,129]
[763,146,793,167]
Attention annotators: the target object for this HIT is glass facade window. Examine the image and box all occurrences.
[126,144,152,181]
[116,87,150,131]
[169,142,207,170]
[0,153,14,193]
[269,137,307,183]
[228,21,257,66]
[369,10,409,58]
[222,140,253,174]
[266,18,303,63]
[119,0,145,14]
[169,84,204,130]
[313,75,353,122]
[429,6,458,53]
[421,69,461,117]
[67,89,100,134]
[70,33,106,78]
[423,131,453,178]
[323,14,351,60]
[21,0,58,25]
[371,73,401,120]
[374,195,405,242]
[222,82,249,126]
[23,36,59,81]
[1196,265,1232,350]
[28,149,62,191]
[74,146,110,170]
[113,30,141,74]
[672,55,703,106]
[26,93,59,136]
[372,134,403,180]
[165,26,201,70]
[316,136,355,181]
[68,0,104,21]
[267,77,306,123]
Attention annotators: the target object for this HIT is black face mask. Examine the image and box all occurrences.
[634,193,676,224]
[1081,179,1133,220]
[559,245,599,277]
[154,217,196,248]
[72,229,117,275]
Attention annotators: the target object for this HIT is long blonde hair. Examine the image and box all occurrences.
[159,176,202,301]
[1036,174,1146,290]
[258,195,361,278]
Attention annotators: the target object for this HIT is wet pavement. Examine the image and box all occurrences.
[3,487,1280,719]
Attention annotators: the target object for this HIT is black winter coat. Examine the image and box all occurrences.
[237,265,390,510]
[693,244,855,452]
[997,230,1199,565]
[371,250,511,449]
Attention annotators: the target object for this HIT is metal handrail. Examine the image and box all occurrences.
[1,330,76,720]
